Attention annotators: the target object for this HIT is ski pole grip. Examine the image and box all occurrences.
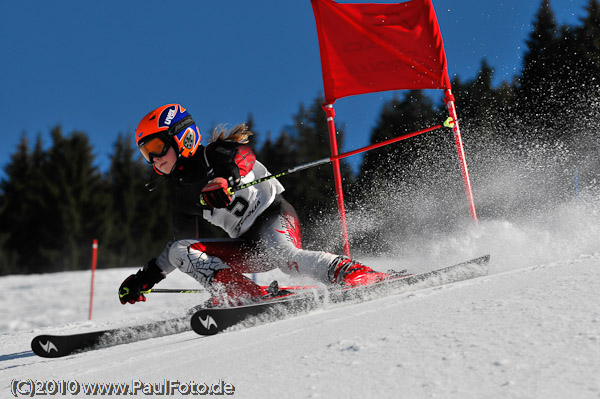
[199,186,234,206]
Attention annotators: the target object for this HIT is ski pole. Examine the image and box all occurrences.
[227,120,449,195]
[142,288,205,294]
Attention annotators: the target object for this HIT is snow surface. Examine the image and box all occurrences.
[1,196,600,398]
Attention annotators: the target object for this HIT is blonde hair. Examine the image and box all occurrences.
[210,123,253,144]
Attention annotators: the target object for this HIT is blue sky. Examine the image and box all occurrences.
[0,0,590,178]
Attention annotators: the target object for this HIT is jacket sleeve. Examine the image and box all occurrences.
[205,141,256,187]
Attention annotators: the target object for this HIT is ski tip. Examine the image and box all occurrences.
[191,310,221,336]
[31,336,63,358]
[463,254,491,274]
[476,254,491,264]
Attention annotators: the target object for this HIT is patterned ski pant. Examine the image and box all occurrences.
[156,196,338,287]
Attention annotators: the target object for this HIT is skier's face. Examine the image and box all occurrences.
[153,146,178,174]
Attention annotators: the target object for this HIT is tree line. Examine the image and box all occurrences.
[1,0,598,275]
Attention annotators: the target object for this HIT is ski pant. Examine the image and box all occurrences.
[156,196,339,287]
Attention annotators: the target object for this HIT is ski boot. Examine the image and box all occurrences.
[205,268,268,308]
[328,256,392,287]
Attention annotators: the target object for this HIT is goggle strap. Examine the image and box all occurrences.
[167,115,195,137]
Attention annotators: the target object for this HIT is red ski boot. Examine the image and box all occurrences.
[208,268,268,307]
[328,256,390,287]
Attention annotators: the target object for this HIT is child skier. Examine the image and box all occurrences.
[119,103,391,306]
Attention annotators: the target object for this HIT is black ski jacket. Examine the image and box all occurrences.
[167,141,253,239]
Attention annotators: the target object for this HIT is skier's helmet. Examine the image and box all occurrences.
[135,104,201,166]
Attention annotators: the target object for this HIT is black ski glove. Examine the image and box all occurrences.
[119,259,165,305]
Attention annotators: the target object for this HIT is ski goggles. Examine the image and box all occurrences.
[138,135,170,163]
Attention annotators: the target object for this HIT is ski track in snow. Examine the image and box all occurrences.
[1,215,600,398]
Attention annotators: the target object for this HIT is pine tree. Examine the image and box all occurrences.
[36,127,111,271]
[104,134,154,267]
[0,135,39,274]
[579,0,600,70]
[574,0,600,102]
[447,60,517,154]
[516,0,560,135]
[450,59,494,123]
[0,127,111,272]
[356,90,441,191]
[258,131,296,175]
[570,0,600,190]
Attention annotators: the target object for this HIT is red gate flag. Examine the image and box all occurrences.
[312,0,451,104]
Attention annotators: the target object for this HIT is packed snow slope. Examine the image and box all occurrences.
[1,194,600,398]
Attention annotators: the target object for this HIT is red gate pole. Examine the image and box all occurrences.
[88,239,98,320]
[323,103,351,257]
[444,89,478,222]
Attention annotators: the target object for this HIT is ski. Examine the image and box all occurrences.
[31,255,489,356]
[191,290,325,336]
[31,316,190,358]
[190,254,490,335]
[328,253,490,303]
[29,283,317,358]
